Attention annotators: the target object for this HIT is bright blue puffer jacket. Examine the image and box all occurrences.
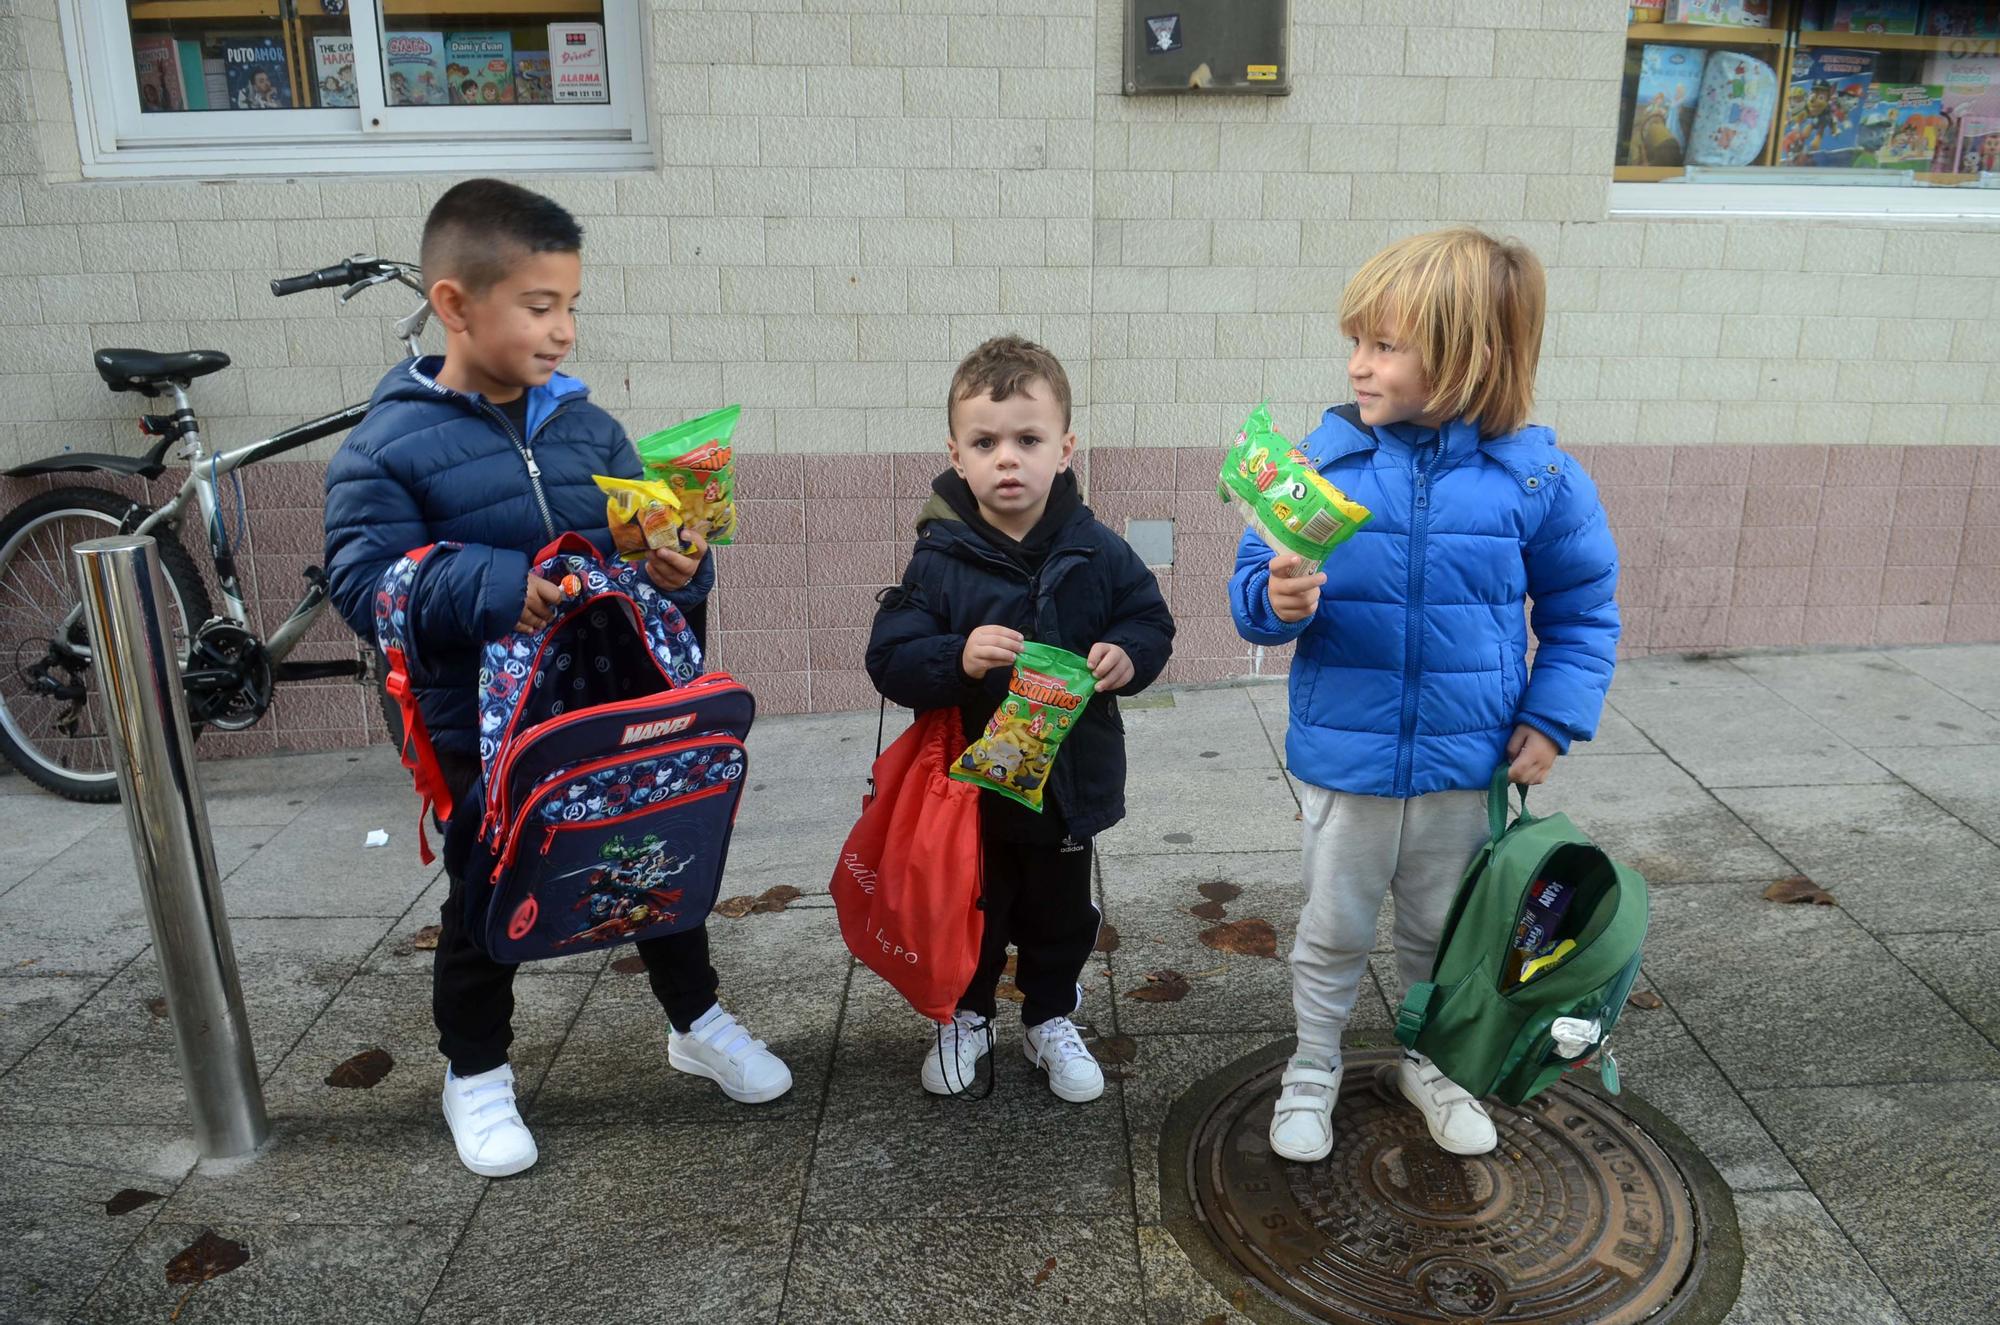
[1229,406,1619,800]
[324,357,713,755]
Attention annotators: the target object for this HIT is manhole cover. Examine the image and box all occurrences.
[1174,1048,1736,1325]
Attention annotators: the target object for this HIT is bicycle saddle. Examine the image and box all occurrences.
[94,348,232,395]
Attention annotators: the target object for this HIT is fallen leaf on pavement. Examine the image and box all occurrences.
[1197,881,1241,904]
[750,885,803,914]
[1626,990,1664,1011]
[1086,1032,1137,1065]
[610,955,646,975]
[1094,924,1120,955]
[146,996,168,1020]
[713,896,757,918]
[106,1188,164,1216]
[408,925,441,951]
[1029,1256,1056,1287]
[1189,900,1229,921]
[1127,970,1191,1003]
[164,1230,249,1285]
[325,1048,394,1089]
[1198,918,1278,959]
[1763,875,1835,906]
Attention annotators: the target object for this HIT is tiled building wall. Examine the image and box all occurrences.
[0,0,1995,756]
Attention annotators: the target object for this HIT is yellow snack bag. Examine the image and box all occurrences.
[593,475,683,562]
[951,642,1097,812]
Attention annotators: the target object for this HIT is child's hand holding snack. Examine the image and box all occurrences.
[961,625,1024,680]
[644,531,708,593]
[516,574,564,633]
[1266,552,1326,624]
[1086,642,1134,693]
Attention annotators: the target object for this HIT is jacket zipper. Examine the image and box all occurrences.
[498,780,736,881]
[483,400,565,540]
[482,679,748,841]
[1395,438,1447,797]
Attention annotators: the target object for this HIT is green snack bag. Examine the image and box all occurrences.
[951,642,1097,813]
[634,404,740,546]
[1218,401,1371,571]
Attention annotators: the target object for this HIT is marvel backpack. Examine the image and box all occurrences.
[1394,766,1649,1106]
[376,533,754,962]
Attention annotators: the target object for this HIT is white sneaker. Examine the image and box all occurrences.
[1268,1058,1342,1163]
[1022,1015,1105,1103]
[920,1010,993,1096]
[1397,1051,1497,1156]
[441,1063,538,1178]
[668,1004,794,1104]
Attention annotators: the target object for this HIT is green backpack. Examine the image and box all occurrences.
[1394,766,1649,1106]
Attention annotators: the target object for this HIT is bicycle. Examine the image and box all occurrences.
[0,256,431,802]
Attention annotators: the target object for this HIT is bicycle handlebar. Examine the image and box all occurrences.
[270,257,417,298]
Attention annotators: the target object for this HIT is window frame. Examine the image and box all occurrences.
[59,0,652,178]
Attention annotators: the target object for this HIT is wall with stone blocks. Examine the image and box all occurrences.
[0,0,1994,756]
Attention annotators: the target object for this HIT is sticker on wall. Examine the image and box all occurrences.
[1247,64,1278,81]
[1145,14,1183,53]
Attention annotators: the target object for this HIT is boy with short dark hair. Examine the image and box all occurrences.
[325,178,789,1179]
[867,335,1176,1102]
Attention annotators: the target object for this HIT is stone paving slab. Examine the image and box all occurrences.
[0,647,1995,1323]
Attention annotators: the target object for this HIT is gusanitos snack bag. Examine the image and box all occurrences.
[634,404,740,546]
[1219,402,1371,571]
[951,642,1097,813]
[594,475,683,562]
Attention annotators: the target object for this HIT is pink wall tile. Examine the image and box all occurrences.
[805,541,898,588]
[1954,562,2000,606]
[1960,526,2000,566]
[1726,604,1804,648]
[1650,606,1729,650]
[1809,564,1884,606]
[1738,526,1816,567]
[1812,524,1890,568]
[1886,524,1962,568]
[811,583,891,625]
[1978,450,2000,488]
[1750,445,1828,486]
[892,452,943,499]
[1600,483,1668,530]
[1803,605,1877,644]
[718,586,810,633]
[806,497,899,544]
[1174,488,1243,535]
[1671,485,1747,528]
[1733,565,1809,607]
[734,499,805,546]
[1825,446,1903,486]
[713,543,807,588]
[1660,564,1734,608]
[804,454,894,499]
[1586,446,1673,487]
[1660,524,1741,569]
[732,671,810,716]
[1671,445,1754,485]
[1892,486,1971,528]
[734,455,805,500]
[1172,656,1255,684]
[1873,605,1948,645]
[1614,526,1664,569]
[708,629,808,674]
[807,626,872,674]
[1093,447,1176,492]
[1901,445,1980,488]
[1617,567,1661,610]
[1968,488,2000,527]
[1174,615,1257,660]
[810,668,880,713]
[1947,601,2000,642]
[1880,565,1956,606]
[1744,486,1821,527]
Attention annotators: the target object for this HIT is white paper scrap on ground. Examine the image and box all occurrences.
[364,829,390,848]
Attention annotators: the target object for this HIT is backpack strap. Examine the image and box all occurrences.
[375,543,461,866]
[1487,763,1533,842]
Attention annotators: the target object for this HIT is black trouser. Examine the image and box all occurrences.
[432,752,720,1076]
[957,826,1098,1029]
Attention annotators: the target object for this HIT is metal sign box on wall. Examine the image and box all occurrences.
[1123,0,1290,96]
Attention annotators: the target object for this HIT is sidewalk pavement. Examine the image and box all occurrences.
[2,645,1996,1325]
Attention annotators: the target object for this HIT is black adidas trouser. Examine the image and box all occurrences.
[431,752,720,1076]
[957,826,1098,1029]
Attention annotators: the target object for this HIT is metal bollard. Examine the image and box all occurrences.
[74,536,269,1159]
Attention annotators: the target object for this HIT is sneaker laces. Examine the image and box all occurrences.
[1034,1016,1091,1068]
[937,1011,991,1098]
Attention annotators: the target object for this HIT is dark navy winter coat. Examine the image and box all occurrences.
[325,357,712,754]
[867,485,1176,842]
[1229,407,1619,800]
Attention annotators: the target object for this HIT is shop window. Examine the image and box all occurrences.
[60,0,647,176]
[1614,1,2000,216]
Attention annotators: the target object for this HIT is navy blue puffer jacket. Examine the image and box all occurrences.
[1229,406,1619,800]
[324,357,713,754]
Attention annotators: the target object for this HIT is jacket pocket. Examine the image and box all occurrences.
[1499,644,1520,718]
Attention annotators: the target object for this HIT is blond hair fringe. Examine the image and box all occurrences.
[1338,228,1546,438]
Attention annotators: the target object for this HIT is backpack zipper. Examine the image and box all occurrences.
[492,760,740,880]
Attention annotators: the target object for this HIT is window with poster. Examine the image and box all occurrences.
[1612,1,2000,217]
[58,0,646,176]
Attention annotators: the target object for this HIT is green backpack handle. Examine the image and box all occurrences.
[1486,763,1534,842]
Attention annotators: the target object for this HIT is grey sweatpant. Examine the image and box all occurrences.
[1291,782,1491,1064]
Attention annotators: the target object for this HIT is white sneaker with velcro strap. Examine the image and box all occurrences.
[668,1003,794,1104]
[441,1063,539,1178]
[1268,1058,1342,1163]
[1397,1050,1498,1156]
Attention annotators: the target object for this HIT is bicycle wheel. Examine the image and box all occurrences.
[0,486,212,801]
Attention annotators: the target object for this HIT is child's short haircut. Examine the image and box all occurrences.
[420,178,584,296]
[948,335,1072,433]
[1339,227,1545,438]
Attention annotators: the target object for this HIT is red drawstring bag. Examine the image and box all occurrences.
[830,708,984,1024]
